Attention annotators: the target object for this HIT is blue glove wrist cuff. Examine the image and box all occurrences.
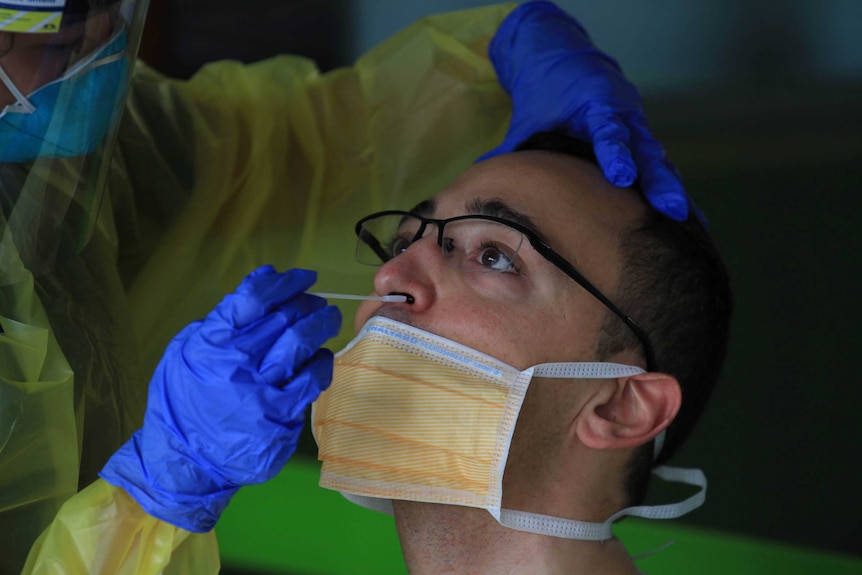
[99,432,238,533]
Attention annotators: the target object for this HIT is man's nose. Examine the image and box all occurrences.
[372,235,446,313]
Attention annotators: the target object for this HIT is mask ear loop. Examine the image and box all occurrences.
[627,465,706,560]
[630,539,676,560]
[74,49,126,76]
[653,429,666,460]
[0,23,128,118]
[0,64,36,114]
[63,24,128,79]
[637,412,668,557]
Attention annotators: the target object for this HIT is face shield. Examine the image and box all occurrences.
[0,0,149,277]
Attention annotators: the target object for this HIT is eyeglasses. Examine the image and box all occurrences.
[354,210,657,372]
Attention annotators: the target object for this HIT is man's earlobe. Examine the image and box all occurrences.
[576,373,681,450]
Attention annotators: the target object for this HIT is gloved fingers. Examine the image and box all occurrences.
[169,320,204,345]
[487,0,539,87]
[214,267,319,328]
[235,267,316,306]
[244,263,277,279]
[629,121,689,221]
[263,348,335,422]
[268,292,330,328]
[259,305,342,385]
[191,294,328,359]
[579,106,637,188]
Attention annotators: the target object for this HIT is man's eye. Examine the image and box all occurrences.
[478,244,516,272]
[388,236,412,257]
[442,237,454,254]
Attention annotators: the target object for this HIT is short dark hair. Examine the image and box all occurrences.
[515,131,733,505]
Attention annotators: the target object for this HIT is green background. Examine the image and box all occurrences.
[216,458,862,574]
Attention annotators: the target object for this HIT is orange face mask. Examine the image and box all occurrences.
[312,316,706,540]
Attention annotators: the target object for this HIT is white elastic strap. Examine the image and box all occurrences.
[0,25,126,118]
[499,508,615,540]
[0,64,35,114]
[73,49,126,78]
[653,430,666,460]
[533,361,645,379]
[631,539,676,560]
[499,465,706,541]
[341,492,395,516]
[57,24,127,80]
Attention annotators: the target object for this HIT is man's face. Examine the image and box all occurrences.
[354,149,649,512]
[354,149,647,370]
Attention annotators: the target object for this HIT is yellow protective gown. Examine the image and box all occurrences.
[7,4,515,573]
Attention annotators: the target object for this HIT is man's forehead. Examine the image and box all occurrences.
[419,151,639,244]
[416,150,647,278]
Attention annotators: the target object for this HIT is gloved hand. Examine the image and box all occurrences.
[479,0,702,223]
[100,266,342,532]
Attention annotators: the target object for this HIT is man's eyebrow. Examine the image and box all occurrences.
[409,199,435,218]
[465,197,546,241]
[408,197,547,243]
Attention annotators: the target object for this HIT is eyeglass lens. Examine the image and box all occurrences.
[356,214,526,274]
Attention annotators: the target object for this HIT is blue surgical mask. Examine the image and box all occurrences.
[0,28,128,163]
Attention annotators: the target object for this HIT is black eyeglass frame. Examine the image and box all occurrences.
[355,209,658,372]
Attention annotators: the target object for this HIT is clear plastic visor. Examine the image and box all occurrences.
[0,0,149,279]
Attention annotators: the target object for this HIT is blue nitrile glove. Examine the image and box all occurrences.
[479,0,703,223]
[100,266,342,532]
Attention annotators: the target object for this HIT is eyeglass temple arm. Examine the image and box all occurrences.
[529,240,658,372]
[357,227,392,263]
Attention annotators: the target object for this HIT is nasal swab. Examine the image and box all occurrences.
[309,292,408,303]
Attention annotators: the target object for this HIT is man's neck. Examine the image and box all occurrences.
[393,501,641,575]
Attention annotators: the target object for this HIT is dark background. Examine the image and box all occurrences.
[139,0,862,563]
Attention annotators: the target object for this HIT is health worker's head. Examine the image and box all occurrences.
[0,0,122,107]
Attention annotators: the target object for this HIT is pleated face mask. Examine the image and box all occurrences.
[312,316,706,540]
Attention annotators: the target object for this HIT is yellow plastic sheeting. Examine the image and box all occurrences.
[22,481,218,575]
[0,242,78,570]
[120,3,514,372]
[12,3,515,573]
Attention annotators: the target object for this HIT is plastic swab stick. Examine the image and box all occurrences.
[309,292,408,303]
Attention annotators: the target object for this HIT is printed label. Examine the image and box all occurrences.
[0,1,65,33]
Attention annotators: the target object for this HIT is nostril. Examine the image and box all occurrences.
[390,292,415,304]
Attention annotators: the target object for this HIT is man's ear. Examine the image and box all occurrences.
[575,373,681,450]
